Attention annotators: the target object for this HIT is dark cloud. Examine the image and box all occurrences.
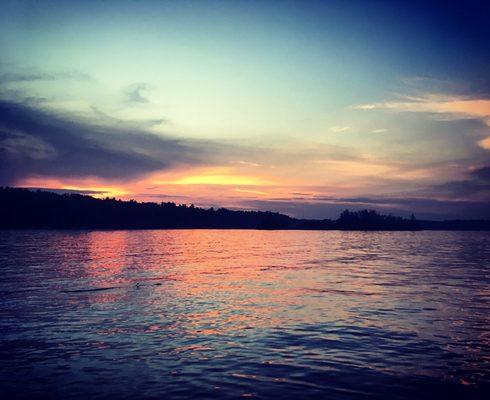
[90,105,167,127]
[429,180,490,198]
[471,165,490,182]
[140,193,191,199]
[0,72,92,84]
[24,187,106,196]
[0,99,221,185]
[125,83,149,103]
[416,165,490,200]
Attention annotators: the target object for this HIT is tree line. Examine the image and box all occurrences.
[0,187,488,230]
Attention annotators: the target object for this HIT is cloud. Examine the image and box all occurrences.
[90,105,167,128]
[329,126,351,133]
[478,137,490,150]
[236,162,490,219]
[355,88,490,153]
[0,99,224,185]
[470,165,490,182]
[371,128,387,133]
[125,83,150,103]
[355,93,490,124]
[237,160,262,167]
[234,188,268,195]
[0,131,57,160]
[0,71,92,84]
[243,195,490,220]
[425,180,490,199]
[24,187,107,196]
[398,165,490,201]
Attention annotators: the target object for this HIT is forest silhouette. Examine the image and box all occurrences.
[1,187,488,230]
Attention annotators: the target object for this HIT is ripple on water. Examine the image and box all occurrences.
[0,230,489,399]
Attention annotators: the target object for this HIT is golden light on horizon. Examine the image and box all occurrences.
[151,166,275,187]
[64,186,128,198]
[233,188,269,196]
[16,177,128,199]
[159,175,270,186]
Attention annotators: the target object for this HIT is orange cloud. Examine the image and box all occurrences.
[17,176,127,198]
[478,137,490,150]
[355,93,490,123]
[152,167,274,186]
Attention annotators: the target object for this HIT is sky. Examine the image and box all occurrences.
[1,0,489,219]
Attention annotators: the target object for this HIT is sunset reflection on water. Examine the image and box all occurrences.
[0,230,489,399]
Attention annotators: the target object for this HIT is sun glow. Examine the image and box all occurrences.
[152,167,274,187]
[17,177,127,198]
[62,186,128,198]
[166,175,269,186]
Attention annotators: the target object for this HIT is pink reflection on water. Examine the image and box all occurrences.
[1,229,489,391]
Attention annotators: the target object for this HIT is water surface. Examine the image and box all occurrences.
[0,230,489,399]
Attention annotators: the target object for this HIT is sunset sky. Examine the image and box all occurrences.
[1,0,489,219]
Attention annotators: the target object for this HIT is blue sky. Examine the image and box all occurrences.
[1,0,489,219]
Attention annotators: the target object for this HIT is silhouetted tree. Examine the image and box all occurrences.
[1,187,486,230]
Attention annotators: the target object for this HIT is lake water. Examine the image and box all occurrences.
[0,230,489,399]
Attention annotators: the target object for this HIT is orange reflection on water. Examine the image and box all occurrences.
[52,228,490,371]
[61,230,358,331]
[3,229,490,391]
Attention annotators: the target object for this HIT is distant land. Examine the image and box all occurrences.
[0,187,489,231]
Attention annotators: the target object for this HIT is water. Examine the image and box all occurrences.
[0,230,489,399]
